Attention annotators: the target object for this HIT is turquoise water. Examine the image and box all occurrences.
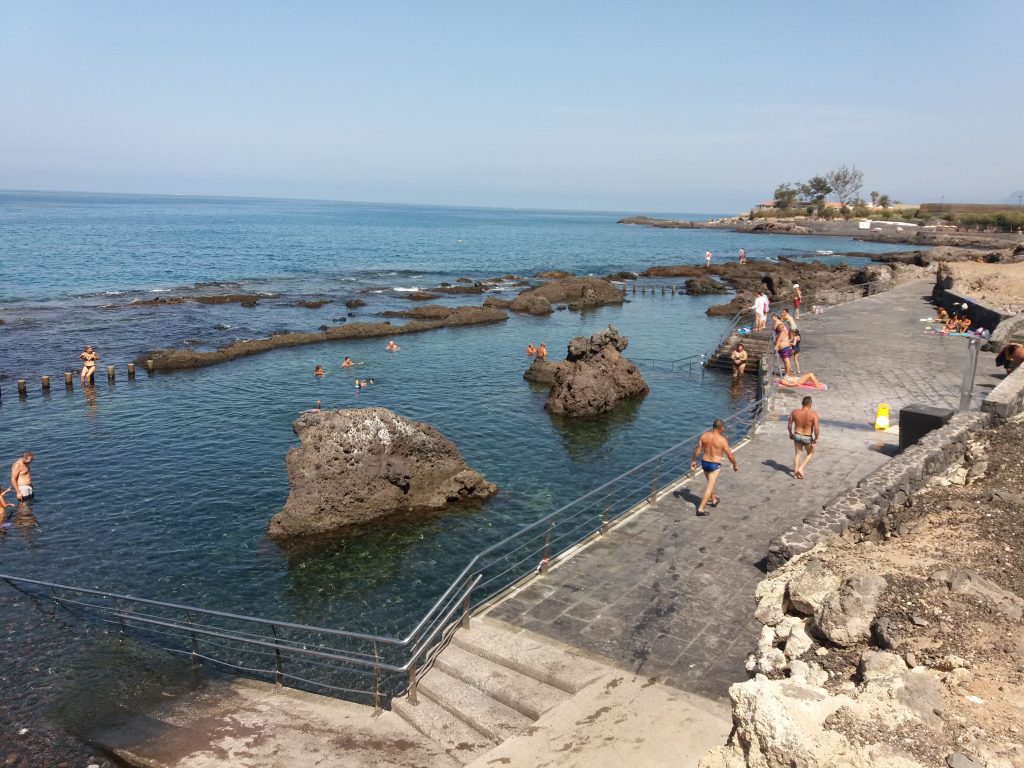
[0,191,919,759]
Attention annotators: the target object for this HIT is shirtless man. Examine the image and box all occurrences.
[536,343,548,361]
[10,452,33,501]
[788,396,820,479]
[690,419,738,516]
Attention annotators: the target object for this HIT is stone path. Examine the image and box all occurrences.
[487,280,1001,701]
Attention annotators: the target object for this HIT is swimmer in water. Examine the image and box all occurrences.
[314,364,324,377]
[341,357,354,368]
[526,343,536,357]
[385,340,399,352]
[536,343,548,361]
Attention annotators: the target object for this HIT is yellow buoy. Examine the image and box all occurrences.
[874,403,890,431]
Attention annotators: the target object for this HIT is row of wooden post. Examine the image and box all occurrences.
[623,282,677,296]
[2,360,155,400]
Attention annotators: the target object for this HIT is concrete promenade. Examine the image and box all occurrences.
[487,280,1001,701]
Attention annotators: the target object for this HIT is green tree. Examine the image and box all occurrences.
[870,190,880,207]
[800,175,832,203]
[825,165,864,206]
[878,194,891,209]
[774,183,799,210]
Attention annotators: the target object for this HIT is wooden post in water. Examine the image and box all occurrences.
[631,282,636,294]
[661,285,665,296]
[41,375,50,392]
[64,371,73,389]
[146,359,155,374]
[671,284,676,295]
[127,362,136,379]
[107,365,115,382]
[17,379,28,398]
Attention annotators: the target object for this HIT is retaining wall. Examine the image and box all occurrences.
[767,366,1024,570]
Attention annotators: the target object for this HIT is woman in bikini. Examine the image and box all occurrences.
[79,345,99,385]
[731,343,748,379]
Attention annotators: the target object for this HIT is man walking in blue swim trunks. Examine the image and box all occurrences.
[690,419,738,516]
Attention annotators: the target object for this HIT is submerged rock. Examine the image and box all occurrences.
[510,276,624,315]
[523,358,558,385]
[268,408,497,539]
[545,325,648,417]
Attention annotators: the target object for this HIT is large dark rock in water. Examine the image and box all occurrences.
[523,358,559,384]
[545,326,648,417]
[268,408,497,539]
[685,276,729,295]
[510,277,623,315]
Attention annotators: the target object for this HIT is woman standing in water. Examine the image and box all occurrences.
[79,345,99,385]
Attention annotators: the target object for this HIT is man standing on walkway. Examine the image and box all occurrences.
[690,420,738,516]
[788,397,820,479]
[753,291,768,331]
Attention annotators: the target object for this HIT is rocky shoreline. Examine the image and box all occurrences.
[701,410,1024,768]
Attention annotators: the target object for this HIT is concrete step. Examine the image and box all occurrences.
[418,666,533,742]
[452,618,606,695]
[436,643,568,720]
[392,693,494,766]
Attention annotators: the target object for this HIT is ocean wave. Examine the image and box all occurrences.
[149,288,172,293]
[392,286,424,292]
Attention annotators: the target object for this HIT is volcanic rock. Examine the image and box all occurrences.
[509,293,553,315]
[268,408,497,539]
[545,325,648,417]
[685,276,729,295]
[523,358,559,385]
[511,276,623,314]
[345,298,366,308]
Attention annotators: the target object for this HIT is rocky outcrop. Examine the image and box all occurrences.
[139,306,507,371]
[703,416,1024,768]
[510,277,624,315]
[268,408,497,539]
[545,326,648,417]
[345,298,366,308]
[523,358,558,385]
[685,276,729,295]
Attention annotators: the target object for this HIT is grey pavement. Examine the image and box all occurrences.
[487,280,1001,701]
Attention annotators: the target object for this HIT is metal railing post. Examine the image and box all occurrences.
[373,642,382,717]
[540,523,553,574]
[271,624,284,685]
[461,587,473,629]
[187,612,200,671]
[650,461,661,504]
[959,336,980,411]
[408,662,419,704]
[600,507,609,535]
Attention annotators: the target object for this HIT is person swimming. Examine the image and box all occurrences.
[536,343,548,361]
[314,364,324,376]
[385,340,399,352]
[341,357,354,368]
[526,343,536,357]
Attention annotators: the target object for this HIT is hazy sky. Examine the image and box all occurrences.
[2,1,1021,213]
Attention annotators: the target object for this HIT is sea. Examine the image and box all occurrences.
[0,190,917,762]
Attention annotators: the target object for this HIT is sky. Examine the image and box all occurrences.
[1,1,1021,213]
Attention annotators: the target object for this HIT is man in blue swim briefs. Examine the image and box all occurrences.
[690,419,738,516]
[788,396,820,479]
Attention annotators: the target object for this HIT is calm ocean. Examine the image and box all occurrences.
[0,191,914,761]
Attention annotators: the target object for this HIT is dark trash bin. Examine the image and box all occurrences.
[899,404,954,451]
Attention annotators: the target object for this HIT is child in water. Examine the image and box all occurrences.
[314,364,324,376]
[341,357,353,368]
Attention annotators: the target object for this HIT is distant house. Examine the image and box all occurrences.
[754,201,776,210]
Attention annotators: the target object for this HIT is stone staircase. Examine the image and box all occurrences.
[391,617,605,765]
[705,328,773,374]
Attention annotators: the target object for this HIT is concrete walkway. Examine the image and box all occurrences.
[487,280,1001,701]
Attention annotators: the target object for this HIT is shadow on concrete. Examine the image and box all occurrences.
[672,486,702,508]
[868,442,900,457]
[761,459,793,476]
